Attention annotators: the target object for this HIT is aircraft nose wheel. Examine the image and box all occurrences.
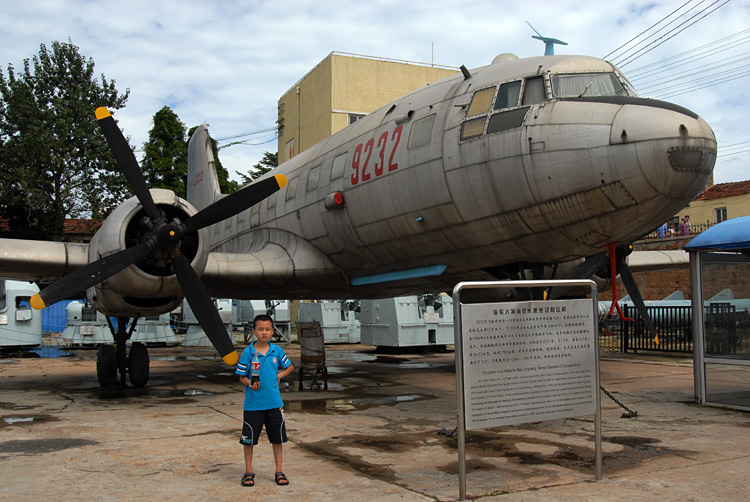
[98,317,151,388]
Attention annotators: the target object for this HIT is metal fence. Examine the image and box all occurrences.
[598,303,750,355]
[598,305,694,354]
[620,305,693,353]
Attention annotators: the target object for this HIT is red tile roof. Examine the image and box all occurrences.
[0,218,103,235]
[694,180,750,201]
[63,219,104,235]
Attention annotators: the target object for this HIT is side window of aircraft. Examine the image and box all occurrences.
[460,117,486,141]
[466,87,496,117]
[266,192,277,209]
[487,107,530,135]
[550,72,626,97]
[285,177,298,201]
[408,114,436,149]
[307,165,321,191]
[522,76,546,105]
[494,80,522,110]
[331,153,347,180]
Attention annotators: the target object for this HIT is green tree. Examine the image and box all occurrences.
[237,151,278,185]
[0,40,130,240]
[142,106,188,198]
[187,125,238,194]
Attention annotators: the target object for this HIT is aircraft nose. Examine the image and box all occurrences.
[610,99,716,200]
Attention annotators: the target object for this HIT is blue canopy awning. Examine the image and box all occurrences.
[684,215,750,252]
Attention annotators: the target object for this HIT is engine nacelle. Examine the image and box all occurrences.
[86,189,209,317]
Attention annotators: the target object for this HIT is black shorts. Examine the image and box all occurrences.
[240,408,288,446]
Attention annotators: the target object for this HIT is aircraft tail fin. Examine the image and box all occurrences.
[187,125,222,211]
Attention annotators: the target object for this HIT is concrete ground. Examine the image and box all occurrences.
[1,343,749,501]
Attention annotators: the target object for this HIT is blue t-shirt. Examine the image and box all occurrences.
[236,342,291,411]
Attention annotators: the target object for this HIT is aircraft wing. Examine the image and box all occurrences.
[0,238,89,282]
[627,249,689,273]
[200,232,348,300]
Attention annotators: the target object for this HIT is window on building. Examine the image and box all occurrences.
[494,80,522,110]
[285,138,295,161]
[715,207,728,224]
[466,87,496,117]
[408,114,436,149]
[522,76,546,105]
[349,114,366,124]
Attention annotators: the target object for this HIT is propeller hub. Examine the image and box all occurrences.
[156,223,183,247]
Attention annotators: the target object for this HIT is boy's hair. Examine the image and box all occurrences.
[252,314,274,328]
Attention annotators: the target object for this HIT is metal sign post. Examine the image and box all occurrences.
[453,280,602,501]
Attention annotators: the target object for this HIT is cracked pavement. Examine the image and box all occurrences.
[1,344,750,501]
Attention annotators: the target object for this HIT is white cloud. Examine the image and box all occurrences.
[1,0,748,183]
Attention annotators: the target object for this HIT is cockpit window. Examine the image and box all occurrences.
[550,72,626,98]
[494,80,522,110]
[522,76,546,105]
[466,87,495,116]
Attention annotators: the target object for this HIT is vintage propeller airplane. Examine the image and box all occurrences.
[0,53,716,387]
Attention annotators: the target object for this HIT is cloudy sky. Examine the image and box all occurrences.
[1,0,748,184]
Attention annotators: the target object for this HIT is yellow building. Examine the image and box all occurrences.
[678,180,750,232]
[277,52,458,162]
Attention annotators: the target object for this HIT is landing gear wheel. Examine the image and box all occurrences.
[128,342,150,388]
[97,345,118,387]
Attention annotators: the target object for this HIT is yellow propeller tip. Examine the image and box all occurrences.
[275,173,288,189]
[30,294,46,310]
[222,351,239,366]
[95,107,111,120]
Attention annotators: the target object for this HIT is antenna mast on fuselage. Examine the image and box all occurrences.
[526,21,568,55]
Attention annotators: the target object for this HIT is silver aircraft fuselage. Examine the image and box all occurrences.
[0,54,717,315]
[201,54,715,299]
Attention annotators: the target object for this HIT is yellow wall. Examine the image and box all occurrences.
[680,194,750,227]
[278,53,457,162]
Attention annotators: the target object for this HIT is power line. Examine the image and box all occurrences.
[603,0,695,60]
[636,55,750,93]
[217,134,278,150]
[626,29,750,80]
[614,0,732,67]
[213,127,277,142]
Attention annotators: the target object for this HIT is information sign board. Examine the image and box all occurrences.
[461,299,597,429]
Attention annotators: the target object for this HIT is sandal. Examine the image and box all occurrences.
[275,471,289,486]
[241,472,255,487]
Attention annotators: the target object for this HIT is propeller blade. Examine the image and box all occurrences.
[618,262,658,339]
[30,242,151,310]
[183,174,287,233]
[548,252,610,299]
[95,107,161,221]
[172,253,238,365]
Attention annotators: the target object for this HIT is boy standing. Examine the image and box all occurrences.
[236,314,294,487]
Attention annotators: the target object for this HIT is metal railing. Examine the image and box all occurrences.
[621,305,693,353]
[642,221,715,240]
